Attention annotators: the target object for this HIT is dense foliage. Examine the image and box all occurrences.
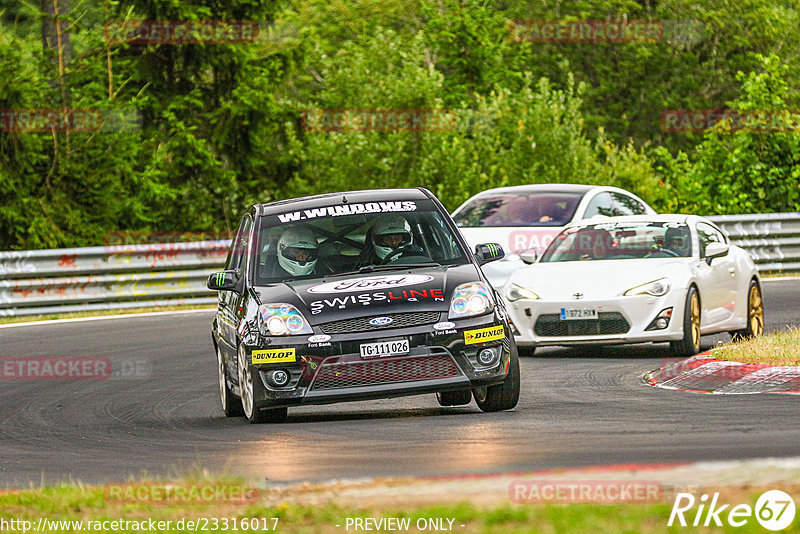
[0,0,798,249]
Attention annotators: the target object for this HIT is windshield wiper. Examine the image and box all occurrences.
[314,262,443,279]
[358,262,441,272]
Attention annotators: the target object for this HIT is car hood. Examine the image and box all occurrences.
[254,264,483,324]
[507,259,691,300]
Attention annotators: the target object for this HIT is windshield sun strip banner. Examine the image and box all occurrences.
[274,201,419,223]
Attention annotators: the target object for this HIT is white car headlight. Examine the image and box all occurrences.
[258,303,313,336]
[624,278,671,297]
[506,283,540,302]
[449,282,493,319]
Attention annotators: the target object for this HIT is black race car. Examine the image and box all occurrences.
[208,188,520,423]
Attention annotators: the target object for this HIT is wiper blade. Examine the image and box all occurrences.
[359,263,441,272]
[317,263,442,279]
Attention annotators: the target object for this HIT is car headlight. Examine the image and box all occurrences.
[449,282,493,319]
[506,283,540,302]
[258,303,313,336]
[624,278,671,297]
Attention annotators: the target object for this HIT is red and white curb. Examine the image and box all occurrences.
[645,352,800,394]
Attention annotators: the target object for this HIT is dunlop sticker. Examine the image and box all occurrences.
[464,325,505,345]
[252,348,296,364]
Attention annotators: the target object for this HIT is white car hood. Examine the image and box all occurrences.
[508,259,690,300]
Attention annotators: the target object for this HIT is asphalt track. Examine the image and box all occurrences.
[1,279,799,487]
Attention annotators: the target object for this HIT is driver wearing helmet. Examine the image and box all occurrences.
[359,214,424,266]
[267,226,319,278]
[662,226,691,257]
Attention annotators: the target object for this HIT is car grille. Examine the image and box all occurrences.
[534,312,630,337]
[310,351,460,391]
[318,311,441,334]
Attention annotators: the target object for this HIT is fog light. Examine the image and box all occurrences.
[270,369,290,387]
[477,348,499,366]
[645,307,673,331]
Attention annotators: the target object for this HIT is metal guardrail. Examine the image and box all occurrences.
[0,213,797,317]
[0,241,230,317]
[707,212,800,273]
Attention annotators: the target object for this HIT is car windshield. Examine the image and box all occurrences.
[539,222,692,262]
[453,191,583,227]
[253,199,468,284]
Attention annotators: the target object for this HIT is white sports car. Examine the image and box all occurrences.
[504,215,764,356]
[452,184,655,291]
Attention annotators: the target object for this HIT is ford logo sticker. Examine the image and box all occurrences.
[369,317,393,326]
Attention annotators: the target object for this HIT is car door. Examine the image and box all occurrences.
[694,222,737,328]
[217,214,253,358]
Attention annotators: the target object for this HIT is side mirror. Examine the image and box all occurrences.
[520,251,538,265]
[704,242,729,264]
[475,243,505,266]
[208,270,238,291]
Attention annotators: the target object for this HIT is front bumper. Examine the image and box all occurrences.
[244,312,513,408]
[506,294,685,347]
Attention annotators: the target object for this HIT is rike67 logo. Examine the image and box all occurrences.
[669,490,795,531]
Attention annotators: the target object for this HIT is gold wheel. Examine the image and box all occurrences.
[749,283,764,337]
[690,291,700,348]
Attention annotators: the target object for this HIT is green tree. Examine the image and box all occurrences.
[657,54,800,215]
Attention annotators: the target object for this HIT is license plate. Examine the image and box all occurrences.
[560,307,598,320]
[359,339,410,358]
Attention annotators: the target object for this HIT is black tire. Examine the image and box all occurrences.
[473,346,520,412]
[730,279,764,341]
[670,286,701,357]
[436,389,472,406]
[217,344,243,417]
[237,344,288,424]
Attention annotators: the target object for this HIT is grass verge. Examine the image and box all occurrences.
[711,327,800,366]
[3,481,795,533]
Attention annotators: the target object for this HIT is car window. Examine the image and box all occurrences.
[610,192,647,215]
[453,192,583,227]
[226,214,253,272]
[254,200,468,284]
[539,222,692,262]
[697,222,726,257]
[583,192,615,217]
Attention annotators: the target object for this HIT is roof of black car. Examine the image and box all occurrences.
[255,188,432,216]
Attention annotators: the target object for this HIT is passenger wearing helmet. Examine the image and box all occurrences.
[359,214,425,266]
[270,226,319,278]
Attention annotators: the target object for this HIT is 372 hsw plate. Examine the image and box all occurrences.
[359,339,410,358]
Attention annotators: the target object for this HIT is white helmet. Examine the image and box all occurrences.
[277,227,318,276]
[372,215,412,260]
